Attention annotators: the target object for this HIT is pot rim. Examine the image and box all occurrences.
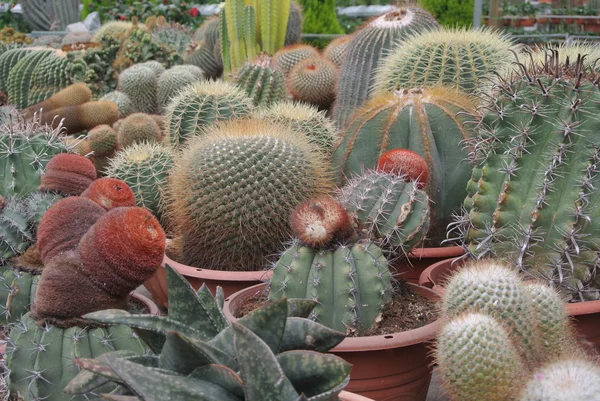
[338,390,375,401]
[162,254,273,282]
[224,283,441,353]
[130,291,161,316]
[408,245,464,260]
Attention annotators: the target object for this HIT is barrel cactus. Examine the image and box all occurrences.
[39,153,97,196]
[7,48,56,109]
[157,65,204,113]
[184,43,223,80]
[168,118,331,271]
[118,64,159,115]
[288,57,338,109]
[0,47,37,93]
[27,52,88,106]
[99,90,136,119]
[273,44,320,76]
[234,54,287,107]
[117,113,163,148]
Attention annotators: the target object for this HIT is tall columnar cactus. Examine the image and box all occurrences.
[332,6,439,129]
[118,64,158,115]
[99,90,136,119]
[453,53,600,302]
[157,65,204,113]
[86,124,118,158]
[288,57,337,109]
[39,100,119,135]
[285,0,303,46]
[372,28,515,97]
[184,43,224,80]
[105,143,173,221]
[269,240,391,334]
[23,83,92,121]
[7,49,56,109]
[117,113,163,148]
[332,87,475,240]
[168,119,331,271]
[323,35,352,68]
[234,54,287,107]
[165,80,254,147]
[50,0,81,31]
[0,197,33,265]
[20,0,54,31]
[273,44,320,76]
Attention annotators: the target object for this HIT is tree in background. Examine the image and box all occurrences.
[419,0,474,27]
[299,0,344,48]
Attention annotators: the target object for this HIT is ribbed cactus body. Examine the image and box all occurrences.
[184,45,223,80]
[372,28,514,97]
[273,44,320,76]
[0,269,40,323]
[157,66,204,113]
[0,199,33,264]
[165,80,254,147]
[27,53,87,106]
[338,170,430,255]
[235,57,287,107]
[7,49,55,109]
[332,7,439,129]
[117,113,162,148]
[269,241,391,334]
[0,48,36,93]
[20,0,53,31]
[332,88,475,238]
[50,0,81,31]
[93,21,133,42]
[118,64,158,115]
[193,16,220,49]
[324,35,352,67]
[288,57,337,109]
[168,119,330,271]
[100,91,136,119]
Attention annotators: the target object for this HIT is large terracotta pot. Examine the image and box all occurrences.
[143,255,272,308]
[419,257,600,353]
[393,246,464,284]
[224,283,440,401]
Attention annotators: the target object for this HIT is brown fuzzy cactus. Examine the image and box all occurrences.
[39,101,119,135]
[77,207,165,295]
[36,197,106,264]
[22,83,92,120]
[81,177,136,210]
[39,153,97,196]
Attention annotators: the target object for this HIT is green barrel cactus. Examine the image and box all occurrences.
[99,90,136,119]
[157,65,204,113]
[193,16,221,50]
[288,57,338,109]
[372,28,514,97]
[0,269,40,323]
[269,240,391,334]
[454,52,600,301]
[273,44,320,76]
[93,21,133,42]
[168,118,331,271]
[323,35,352,68]
[27,52,88,106]
[165,80,254,147]
[7,49,56,109]
[234,55,287,107]
[332,87,476,240]
[184,43,223,80]
[105,143,173,221]
[117,64,158,115]
[0,47,37,93]
[332,6,439,129]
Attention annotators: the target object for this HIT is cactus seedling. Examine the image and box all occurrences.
[81,177,136,211]
[377,148,430,189]
[39,153,97,196]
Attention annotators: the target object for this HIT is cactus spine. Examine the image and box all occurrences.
[100,91,136,119]
[234,54,287,107]
[117,113,163,148]
[118,64,159,115]
[7,49,56,109]
[288,57,338,109]
[324,35,352,68]
[157,66,204,113]
[0,48,37,93]
[273,44,320,76]
[184,44,223,79]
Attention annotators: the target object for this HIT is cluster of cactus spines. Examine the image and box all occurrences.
[165,80,254,147]
[118,64,159,114]
[323,35,352,68]
[105,143,173,221]
[23,83,92,121]
[255,102,338,154]
[0,197,33,264]
[377,148,430,189]
[332,6,439,129]
[93,21,134,42]
[117,112,163,148]
[38,154,97,196]
[86,124,118,158]
[193,16,221,48]
[273,44,320,76]
[0,48,33,93]
[39,100,119,135]
[140,60,167,78]
[337,169,430,256]
[26,52,87,106]
[0,107,69,198]
[157,65,204,113]
[81,177,137,211]
[99,90,136,119]
[269,240,391,334]
[372,28,515,97]
[184,43,223,80]
[234,54,287,107]
[7,48,56,109]
[453,52,600,301]
[288,57,338,109]
[290,196,354,248]
[150,21,193,55]
[168,118,331,271]
[333,87,476,240]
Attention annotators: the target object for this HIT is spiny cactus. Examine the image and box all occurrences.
[100,90,136,119]
[513,43,600,74]
[168,118,331,271]
[332,6,439,129]
[193,16,221,49]
[93,21,133,42]
[285,0,303,46]
[105,143,172,221]
[139,60,166,78]
[0,268,41,323]
[184,43,223,80]
[39,100,119,135]
[288,57,337,109]
[7,48,56,109]
[150,21,193,55]
[377,148,430,189]
[81,177,136,211]
[118,64,158,115]
[165,80,254,147]
[273,44,320,76]
[86,124,118,158]
[323,35,352,67]
[0,48,37,94]
[372,28,515,97]
[234,54,287,107]
[20,0,54,31]
[117,113,162,148]
[157,65,204,113]
[0,198,33,265]
[39,154,97,196]
[23,83,92,121]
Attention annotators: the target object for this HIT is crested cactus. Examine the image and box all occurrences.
[184,43,223,80]
[100,90,136,119]
[117,113,162,148]
[273,44,320,76]
[20,0,54,31]
[234,54,287,107]
[105,143,173,221]
[7,48,56,109]
[288,57,338,109]
[39,100,119,135]
[23,83,92,121]
[332,6,439,129]
[118,64,158,115]
[372,28,515,97]
[332,87,476,240]
[157,66,204,113]
[39,154,97,196]
[165,80,254,147]
[323,35,352,68]
[168,118,331,271]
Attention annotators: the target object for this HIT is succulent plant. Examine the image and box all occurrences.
[23,83,93,121]
[7,48,56,109]
[117,113,163,148]
[285,1,303,46]
[377,149,430,189]
[332,6,439,129]
[193,16,221,49]
[273,44,320,76]
[118,64,159,115]
[520,359,600,400]
[86,124,118,158]
[21,0,80,31]
[168,118,331,271]
[38,154,97,196]
[234,54,287,107]
[323,35,352,68]
[0,48,35,94]
[93,21,134,42]
[81,177,137,211]
[157,66,204,113]
[184,43,224,80]
[0,267,41,323]
[0,198,33,265]
[39,100,119,135]
[150,21,193,56]
[99,91,136,119]
[288,57,337,109]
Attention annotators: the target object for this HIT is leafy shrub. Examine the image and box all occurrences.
[419,0,474,28]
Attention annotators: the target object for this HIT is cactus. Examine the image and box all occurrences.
[39,100,119,135]
[255,102,338,154]
[0,268,41,323]
[0,198,33,265]
[118,64,158,114]
[20,0,54,31]
[285,0,303,46]
[273,44,320,76]
[165,80,254,147]
[150,22,193,55]
[0,48,37,94]
[7,49,56,109]
[333,87,475,240]
[38,154,97,196]
[50,0,81,31]
[168,118,331,271]
[139,60,166,78]
[99,90,136,119]
[27,52,88,106]
[372,28,515,97]
[332,6,439,129]
[93,21,133,42]
[117,113,162,148]
[184,43,223,80]
[337,169,430,255]
[23,83,92,121]
[377,148,430,189]
[81,177,137,211]
[157,66,204,113]
[288,57,337,109]
[86,124,118,158]
[323,35,352,67]
[453,53,600,301]
[105,143,173,221]
[511,43,600,75]
[193,16,221,49]
[234,54,287,107]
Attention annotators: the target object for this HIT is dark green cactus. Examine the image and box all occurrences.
[0,47,37,94]
[0,268,40,323]
[7,49,56,109]
[193,16,221,51]
[234,54,287,107]
[184,43,224,80]
[20,0,54,31]
[285,1,303,46]
[157,65,204,113]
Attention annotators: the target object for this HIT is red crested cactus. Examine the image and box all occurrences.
[36,197,106,264]
[290,195,354,248]
[78,207,166,296]
[39,153,97,196]
[377,148,430,188]
[81,177,136,210]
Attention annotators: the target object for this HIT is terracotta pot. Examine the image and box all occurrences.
[575,18,586,24]
[394,246,464,284]
[131,291,161,316]
[143,255,272,308]
[537,16,548,23]
[339,391,375,401]
[224,283,440,401]
[550,17,562,23]
[418,257,600,353]
[564,17,575,24]
[521,17,535,26]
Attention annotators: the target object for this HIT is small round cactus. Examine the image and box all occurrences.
[87,125,118,158]
[288,57,338,109]
[234,54,287,108]
[273,44,320,76]
[100,90,136,119]
[377,148,430,188]
[184,44,223,79]
[117,112,162,148]
[118,64,158,114]
[81,177,136,211]
[39,153,97,196]
[157,66,204,113]
[323,35,352,67]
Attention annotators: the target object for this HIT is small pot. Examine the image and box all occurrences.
[521,17,535,26]
[537,16,548,23]
[394,246,464,284]
[575,18,586,24]
[144,255,272,308]
[224,283,441,401]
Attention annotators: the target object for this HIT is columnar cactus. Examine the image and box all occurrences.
[332,6,439,128]
[86,124,118,158]
[23,83,92,120]
[234,54,287,107]
[288,57,338,109]
[50,0,81,30]
[117,112,163,148]
[20,0,53,31]
[38,154,97,196]
[157,65,204,113]
[118,64,158,114]
[39,100,119,135]
[273,44,320,76]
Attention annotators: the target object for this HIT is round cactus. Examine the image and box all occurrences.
[269,240,391,334]
[39,101,119,135]
[157,66,204,113]
[87,124,118,158]
[377,148,430,189]
[193,16,220,49]
[81,177,136,211]
[234,55,287,107]
[93,21,133,42]
[105,143,172,221]
[117,113,162,148]
[184,44,223,80]
[165,80,254,147]
[288,57,338,109]
[118,64,158,114]
[100,90,137,119]
[323,35,352,68]
[39,154,97,196]
[168,118,331,271]
[273,44,320,76]
[139,60,166,77]
[7,48,56,109]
